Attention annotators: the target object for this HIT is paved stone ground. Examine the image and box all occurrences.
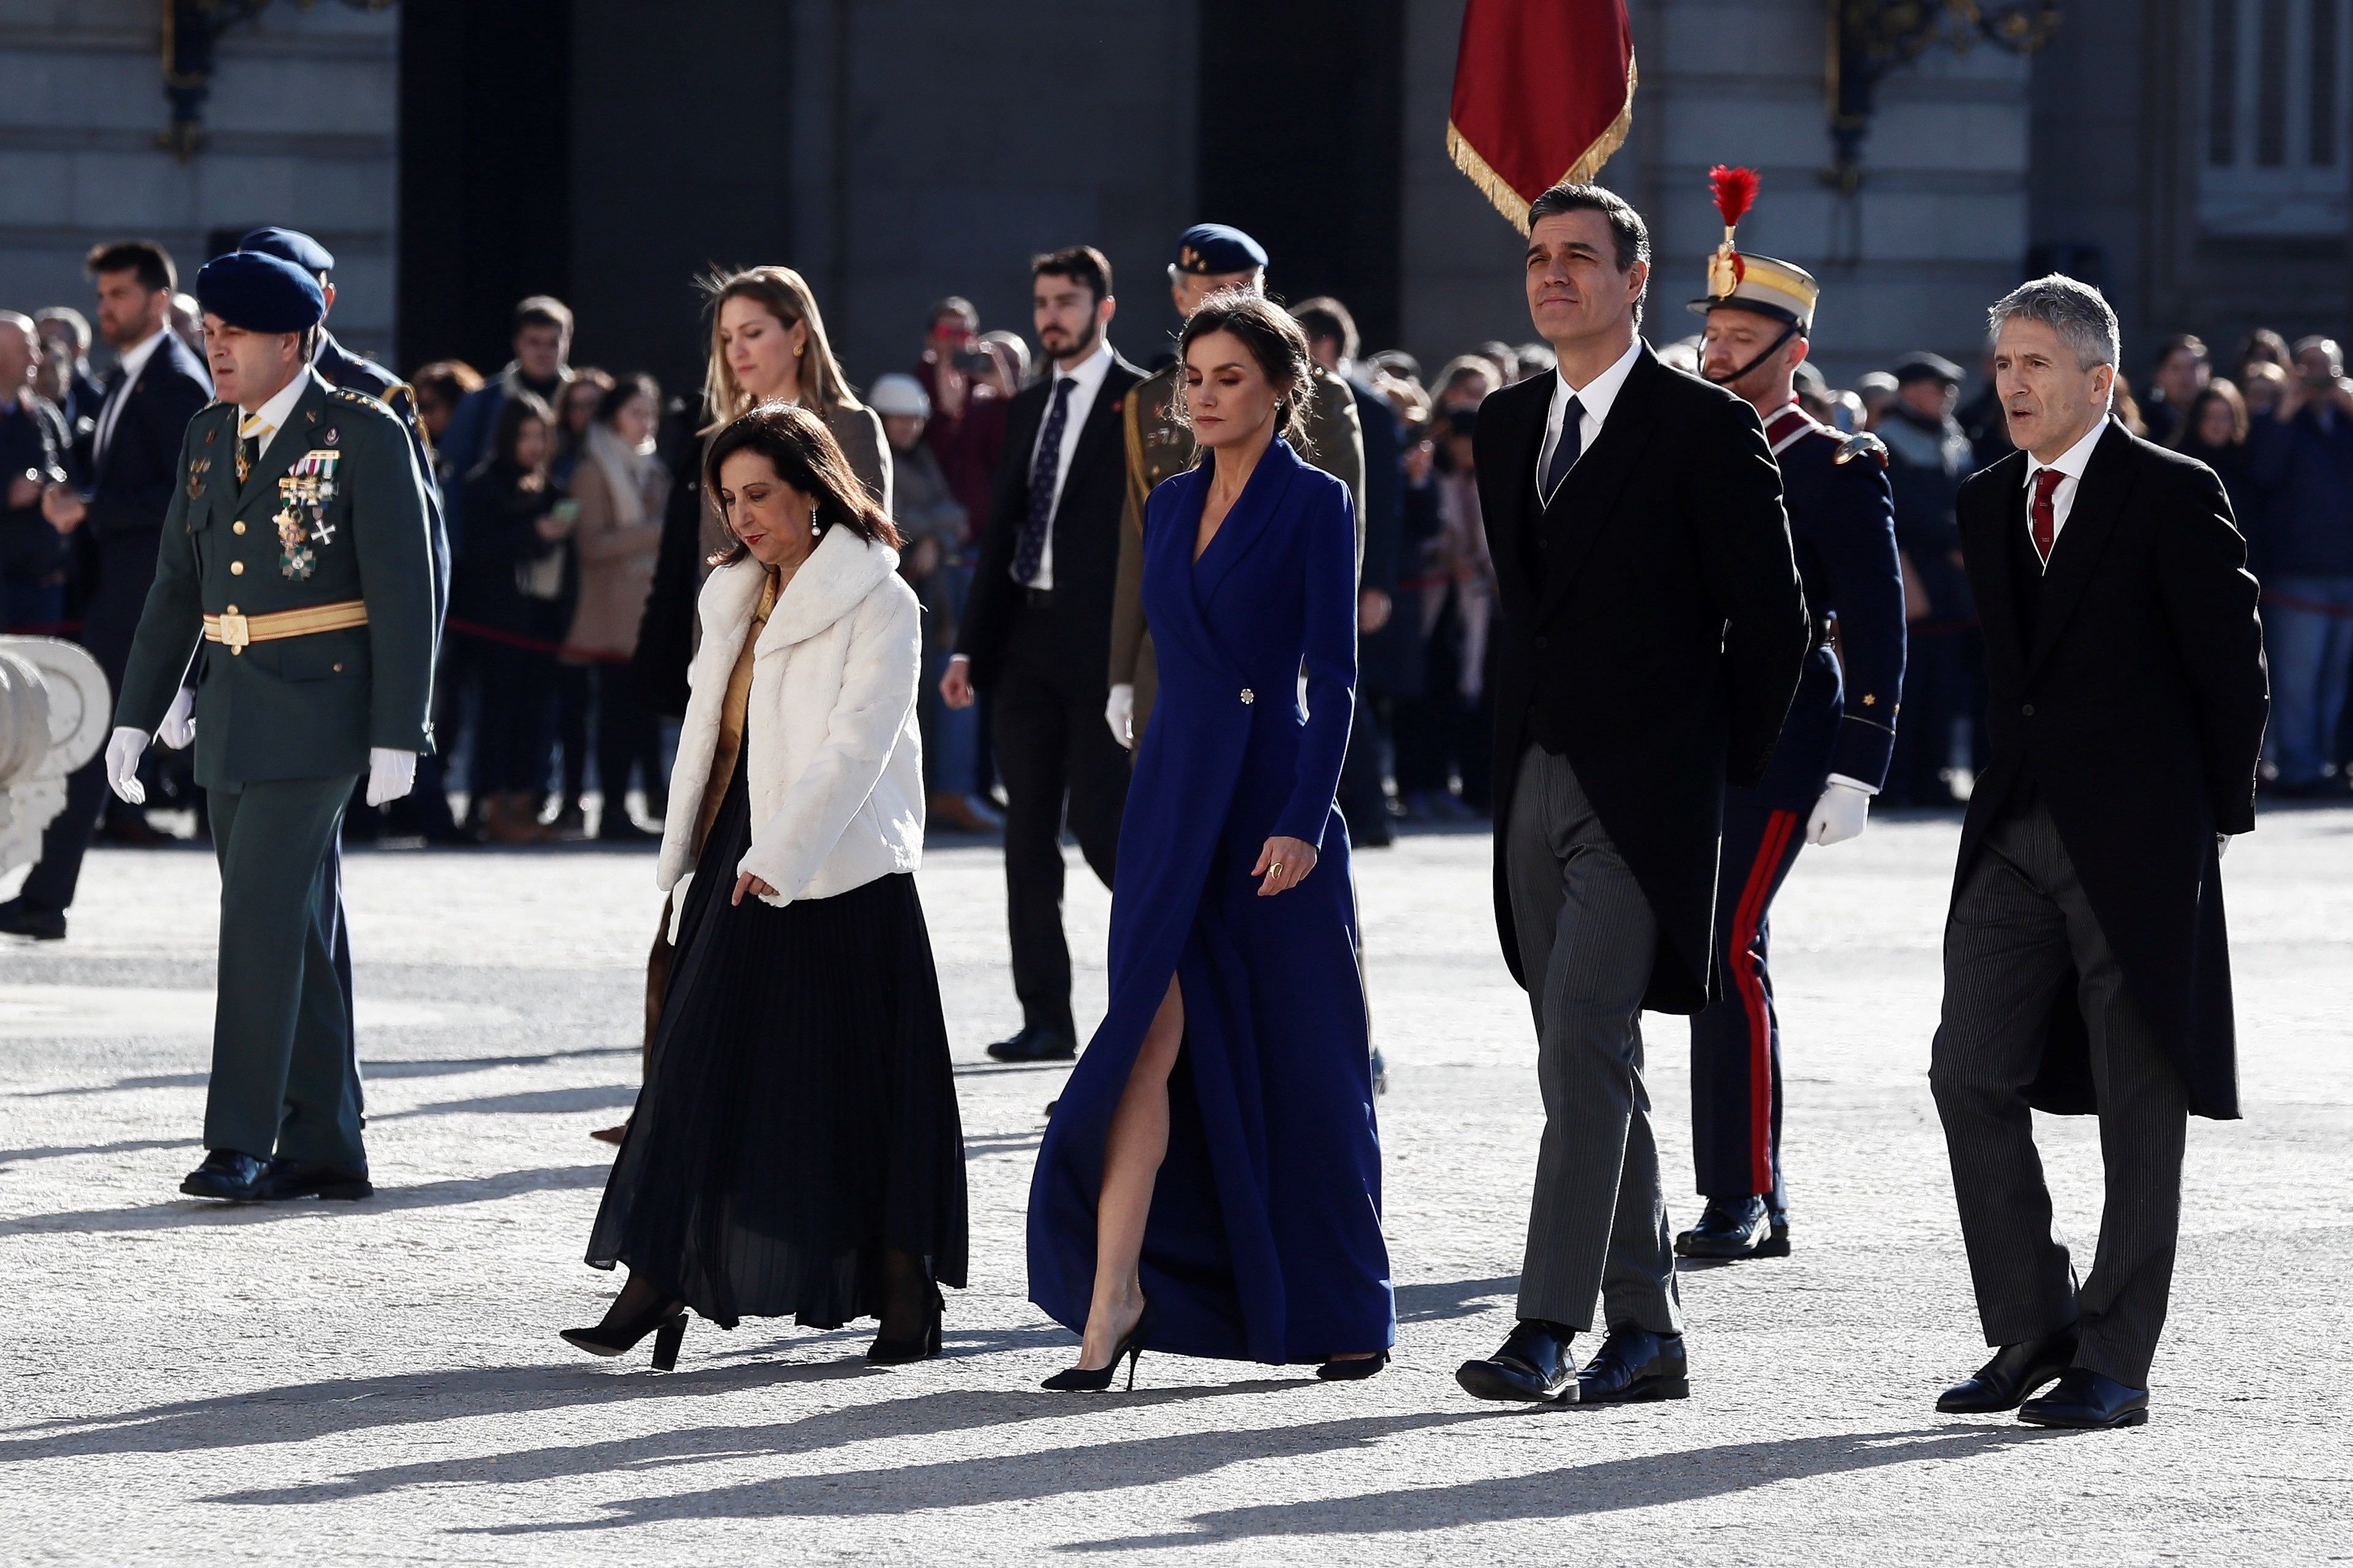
[2,805,2349,1566]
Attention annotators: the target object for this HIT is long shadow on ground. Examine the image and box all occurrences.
[0,1163,609,1237]
[1061,1425,2063,1550]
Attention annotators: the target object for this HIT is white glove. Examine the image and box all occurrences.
[365,747,417,808]
[1805,779,1872,846]
[1105,683,1135,750]
[157,686,195,749]
[105,726,148,804]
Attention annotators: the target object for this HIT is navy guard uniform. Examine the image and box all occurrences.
[108,252,436,1202]
[1676,188,1907,1259]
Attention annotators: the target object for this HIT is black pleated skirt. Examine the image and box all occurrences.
[585,752,968,1330]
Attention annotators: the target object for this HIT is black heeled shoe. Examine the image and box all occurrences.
[1317,1351,1390,1381]
[561,1299,689,1371]
[1042,1305,1153,1392]
[868,1285,945,1365]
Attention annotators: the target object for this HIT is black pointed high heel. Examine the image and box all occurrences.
[561,1298,689,1370]
[1317,1351,1390,1381]
[868,1285,945,1365]
[1042,1305,1153,1392]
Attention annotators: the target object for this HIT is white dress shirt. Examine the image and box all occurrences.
[1022,337,1117,591]
[1534,334,1643,498]
[2019,413,2110,568]
[92,327,171,465]
[241,369,311,463]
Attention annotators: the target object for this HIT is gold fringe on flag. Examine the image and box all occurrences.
[1448,53,1639,234]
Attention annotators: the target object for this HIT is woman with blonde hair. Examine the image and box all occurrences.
[701,266,891,539]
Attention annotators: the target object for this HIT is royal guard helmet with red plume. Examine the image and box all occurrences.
[1690,165,1820,332]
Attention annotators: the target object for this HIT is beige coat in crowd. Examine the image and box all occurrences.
[566,427,671,659]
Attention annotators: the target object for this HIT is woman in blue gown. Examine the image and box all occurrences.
[1027,292,1394,1388]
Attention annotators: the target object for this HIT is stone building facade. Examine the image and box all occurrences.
[0,1,399,361]
[1,2,2342,396]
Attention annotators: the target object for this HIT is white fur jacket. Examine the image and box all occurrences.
[656,527,925,910]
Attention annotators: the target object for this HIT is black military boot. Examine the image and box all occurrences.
[1674,1195,1786,1259]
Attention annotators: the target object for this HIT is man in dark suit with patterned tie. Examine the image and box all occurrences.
[1930,276,2267,1430]
[0,241,210,940]
[1451,183,1807,1408]
[941,247,1143,1062]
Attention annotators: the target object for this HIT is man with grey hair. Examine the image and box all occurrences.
[1929,274,2267,1430]
[31,306,102,442]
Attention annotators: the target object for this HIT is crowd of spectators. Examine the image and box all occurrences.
[4,238,2348,860]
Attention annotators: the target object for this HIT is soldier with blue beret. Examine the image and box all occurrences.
[106,247,437,1202]
[1677,172,1908,1261]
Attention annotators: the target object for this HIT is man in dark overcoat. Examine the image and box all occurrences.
[1929,276,2267,1430]
[1451,184,1807,1408]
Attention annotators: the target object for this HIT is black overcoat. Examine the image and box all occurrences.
[1476,347,1809,1012]
[1954,422,2267,1120]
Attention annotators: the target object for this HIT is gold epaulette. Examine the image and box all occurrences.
[1835,431,1889,468]
[327,384,391,413]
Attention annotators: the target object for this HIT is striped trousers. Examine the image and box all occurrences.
[1504,747,1682,1335]
[1688,787,1809,1210]
[1930,800,2188,1388]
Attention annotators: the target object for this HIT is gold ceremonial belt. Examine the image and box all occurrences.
[203,600,369,654]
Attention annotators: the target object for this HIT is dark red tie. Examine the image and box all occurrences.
[2030,467,2064,566]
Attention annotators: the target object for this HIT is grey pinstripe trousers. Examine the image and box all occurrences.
[1930,800,2188,1388]
[1504,748,1683,1335]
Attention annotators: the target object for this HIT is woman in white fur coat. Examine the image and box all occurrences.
[567,402,966,1371]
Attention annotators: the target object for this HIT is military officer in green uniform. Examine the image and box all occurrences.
[1104,223,1366,749]
[105,250,436,1203]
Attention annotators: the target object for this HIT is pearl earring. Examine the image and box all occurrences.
[810,504,820,538]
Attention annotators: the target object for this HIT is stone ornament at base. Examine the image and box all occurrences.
[0,637,111,876]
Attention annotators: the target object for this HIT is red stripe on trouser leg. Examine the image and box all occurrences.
[1726,809,1799,1197]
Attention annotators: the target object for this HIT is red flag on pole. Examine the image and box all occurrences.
[1448,0,1637,233]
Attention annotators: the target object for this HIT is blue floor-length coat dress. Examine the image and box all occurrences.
[1027,437,1395,1364]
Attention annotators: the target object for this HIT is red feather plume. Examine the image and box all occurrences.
[1709,165,1760,228]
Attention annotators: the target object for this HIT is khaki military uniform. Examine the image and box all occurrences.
[1106,360,1364,740]
[115,369,437,1171]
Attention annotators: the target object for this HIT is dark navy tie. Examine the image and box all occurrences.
[1015,377,1077,585]
[1540,395,1585,503]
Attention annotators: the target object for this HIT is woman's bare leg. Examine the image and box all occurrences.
[1072,975,1184,1370]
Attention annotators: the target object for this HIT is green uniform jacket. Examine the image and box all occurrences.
[1107,360,1364,734]
[113,369,438,789]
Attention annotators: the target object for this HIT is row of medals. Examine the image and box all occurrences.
[276,456,337,581]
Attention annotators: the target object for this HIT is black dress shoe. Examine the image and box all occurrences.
[1674,1196,1782,1259]
[1575,1326,1689,1404]
[0,898,66,940]
[987,1024,1077,1062]
[179,1150,269,1201]
[2019,1368,2148,1428]
[263,1157,374,1201]
[1456,1319,1578,1403]
[1936,1326,2079,1414]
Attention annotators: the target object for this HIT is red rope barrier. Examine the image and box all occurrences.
[444,617,630,663]
[2263,590,2353,620]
